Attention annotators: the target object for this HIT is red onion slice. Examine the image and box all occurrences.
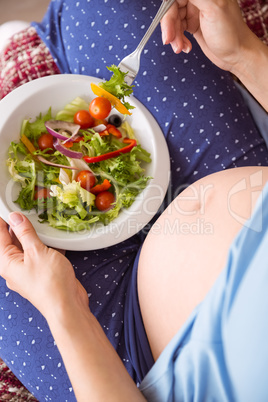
[45,120,81,141]
[36,155,78,170]
[53,138,83,159]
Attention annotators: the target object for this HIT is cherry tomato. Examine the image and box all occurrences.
[89,97,112,120]
[74,110,95,129]
[38,133,54,152]
[34,188,51,200]
[76,170,96,191]
[95,191,115,211]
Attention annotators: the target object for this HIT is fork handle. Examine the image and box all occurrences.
[134,0,176,58]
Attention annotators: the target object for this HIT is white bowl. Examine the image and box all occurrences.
[0,74,170,250]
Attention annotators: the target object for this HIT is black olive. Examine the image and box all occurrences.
[108,114,122,127]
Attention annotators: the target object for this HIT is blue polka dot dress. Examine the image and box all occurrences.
[0,0,267,400]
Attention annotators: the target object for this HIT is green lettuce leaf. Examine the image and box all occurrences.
[55,97,89,122]
[50,181,95,212]
[46,212,99,232]
[99,65,135,110]
[21,109,52,145]
[119,176,151,209]
[7,159,36,210]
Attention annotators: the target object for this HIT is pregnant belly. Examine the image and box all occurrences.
[138,166,268,360]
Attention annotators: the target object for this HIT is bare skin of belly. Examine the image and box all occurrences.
[138,166,268,361]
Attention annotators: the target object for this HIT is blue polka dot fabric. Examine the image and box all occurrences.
[0,0,267,400]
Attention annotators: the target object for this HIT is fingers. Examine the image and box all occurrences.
[8,212,44,253]
[161,3,182,47]
[161,1,192,54]
[161,7,176,45]
[0,212,45,296]
[0,217,23,281]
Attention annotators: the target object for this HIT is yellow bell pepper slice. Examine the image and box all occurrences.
[91,83,132,116]
[21,134,36,153]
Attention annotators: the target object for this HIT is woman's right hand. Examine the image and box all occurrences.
[161,0,257,74]
[0,213,89,323]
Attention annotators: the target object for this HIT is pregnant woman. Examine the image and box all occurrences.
[0,0,268,400]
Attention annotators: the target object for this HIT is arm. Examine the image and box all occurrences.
[49,304,145,402]
[161,0,268,112]
[0,213,145,402]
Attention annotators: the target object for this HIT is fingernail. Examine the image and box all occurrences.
[9,212,24,226]
[182,45,191,54]
[171,44,180,54]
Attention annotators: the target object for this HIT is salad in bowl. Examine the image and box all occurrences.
[0,68,170,250]
[7,66,152,232]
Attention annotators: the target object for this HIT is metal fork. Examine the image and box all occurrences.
[118,0,176,86]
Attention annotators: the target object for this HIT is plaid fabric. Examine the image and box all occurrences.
[238,0,268,45]
[0,26,60,100]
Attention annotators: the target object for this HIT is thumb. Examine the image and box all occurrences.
[8,212,44,252]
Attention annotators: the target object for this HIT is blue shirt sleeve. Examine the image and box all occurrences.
[222,185,268,402]
[31,0,72,74]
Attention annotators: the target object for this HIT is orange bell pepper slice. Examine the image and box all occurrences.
[91,83,132,116]
[21,134,36,153]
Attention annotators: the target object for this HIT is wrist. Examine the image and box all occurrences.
[231,32,258,77]
[45,294,92,336]
[231,34,268,111]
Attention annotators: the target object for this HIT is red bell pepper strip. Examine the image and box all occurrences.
[106,124,122,138]
[90,179,112,195]
[83,138,137,163]
[63,141,75,148]
[62,136,85,148]
[98,129,109,137]
[72,136,85,143]
[99,124,122,138]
